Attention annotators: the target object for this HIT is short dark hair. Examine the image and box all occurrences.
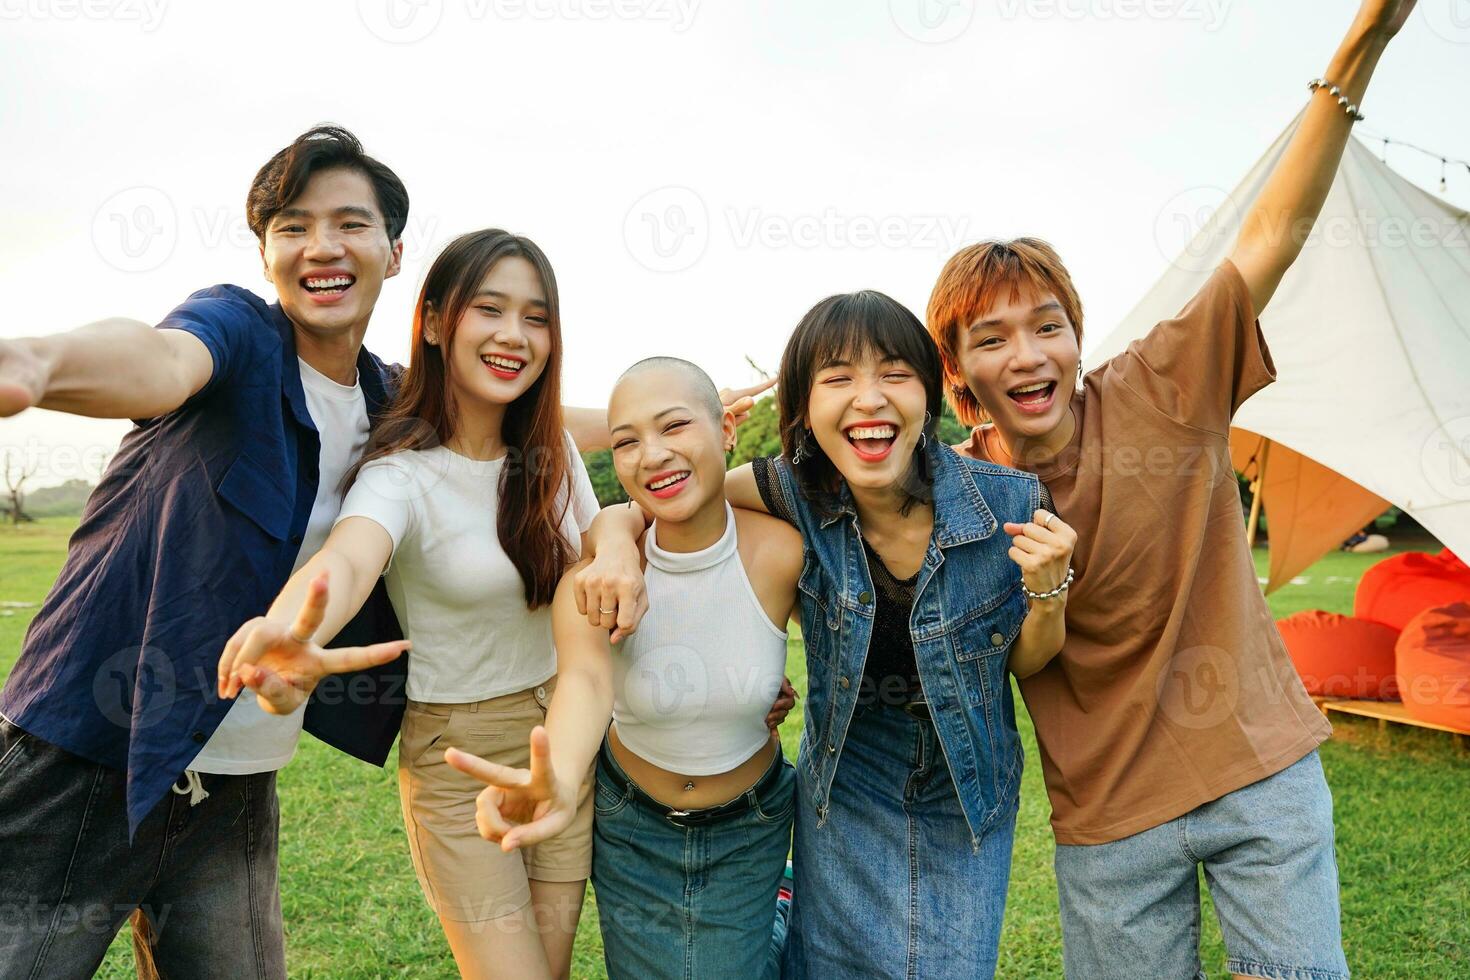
[777,290,942,514]
[246,125,409,242]
[616,357,724,424]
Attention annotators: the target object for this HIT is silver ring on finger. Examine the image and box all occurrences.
[1043,513,1056,530]
[599,607,616,615]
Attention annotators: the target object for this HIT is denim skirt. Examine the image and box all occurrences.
[782,702,1018,979]
[591,740,795,980]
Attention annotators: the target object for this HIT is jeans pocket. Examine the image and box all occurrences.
[752,759,797,824]
[0,718,30,779]
[593,771,633,817]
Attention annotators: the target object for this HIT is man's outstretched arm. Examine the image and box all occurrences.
[0,319,214,420]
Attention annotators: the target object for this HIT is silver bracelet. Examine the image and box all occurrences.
[1308,77,1364,122]
[1023,567,1073,602]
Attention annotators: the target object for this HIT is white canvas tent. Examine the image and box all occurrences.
[1092,114,1470,593]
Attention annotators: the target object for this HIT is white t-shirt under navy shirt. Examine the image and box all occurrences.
[334,438,600,704]
[190,358,370,775]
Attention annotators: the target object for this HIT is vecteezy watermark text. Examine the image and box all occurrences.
[994,0,1231,31]
[91,185,442,274]
[624,187,973,273]
[0,0,167,30]
[726,208,972,253]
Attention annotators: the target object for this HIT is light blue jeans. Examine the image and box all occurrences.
[1055,749,1348,980]
[782,702,1018,979]
[590,741,794,980]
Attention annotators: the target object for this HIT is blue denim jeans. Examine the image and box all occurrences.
[591,741,795,980]
[1055,750,1348,980]
[783,702,1018,979]
[0,716,284,980]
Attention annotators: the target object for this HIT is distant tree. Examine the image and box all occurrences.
[581,449,628,508]
[729,396,782,467]
[936,402,968,447]
[22,479,95,518]
[3,450,38,525]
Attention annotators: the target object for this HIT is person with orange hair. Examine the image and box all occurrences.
[924,2,1417,978]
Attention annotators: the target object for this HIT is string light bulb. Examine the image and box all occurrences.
[1355,127,1467,201]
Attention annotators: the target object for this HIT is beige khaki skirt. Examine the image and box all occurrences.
[397,678,594,923]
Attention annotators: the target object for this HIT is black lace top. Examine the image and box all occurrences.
[858,537,922,705]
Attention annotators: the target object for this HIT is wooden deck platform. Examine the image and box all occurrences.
[1316,697,1470,746]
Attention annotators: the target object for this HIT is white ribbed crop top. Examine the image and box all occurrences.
[610,505,788,776]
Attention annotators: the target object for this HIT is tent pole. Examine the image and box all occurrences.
[1246,438,1271,551]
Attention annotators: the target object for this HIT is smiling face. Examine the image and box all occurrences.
[260,167,401,340]
[956,280,1080,444]
[806,351,930,494]
[429,255,552,417]
[609,365,734,524]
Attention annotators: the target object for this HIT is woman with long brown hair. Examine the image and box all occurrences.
[217,228,600,980]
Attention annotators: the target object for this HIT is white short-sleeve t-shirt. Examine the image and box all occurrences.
[335,435,600,704]
[191,357,370,775]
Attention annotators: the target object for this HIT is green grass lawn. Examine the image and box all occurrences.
[2,519,1466,978]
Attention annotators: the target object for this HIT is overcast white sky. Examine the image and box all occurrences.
[2,0,1467,488]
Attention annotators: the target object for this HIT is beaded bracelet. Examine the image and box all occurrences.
[1023,567,1074,602]
[1308,77,1365,122]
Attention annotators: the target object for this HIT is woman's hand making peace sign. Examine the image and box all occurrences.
[216,570,411,715]
[444,728,580,852]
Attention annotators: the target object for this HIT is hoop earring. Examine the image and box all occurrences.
[792,428,814,465]
[918,411,932,450]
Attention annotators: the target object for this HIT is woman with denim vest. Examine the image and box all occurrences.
[581,290,1076,976]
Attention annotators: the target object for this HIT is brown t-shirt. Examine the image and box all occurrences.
[960,260,1330,845]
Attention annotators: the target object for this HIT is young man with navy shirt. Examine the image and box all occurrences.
[0,126,553,977]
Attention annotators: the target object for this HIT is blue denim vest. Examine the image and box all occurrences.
[765,442,1042,847]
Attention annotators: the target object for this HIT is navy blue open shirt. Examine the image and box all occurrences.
[0,285,407,836]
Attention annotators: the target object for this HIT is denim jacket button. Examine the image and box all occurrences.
[826,740,836,754]
[838,675,850,689]
[858,590,872,604]
[990,632,1005,646]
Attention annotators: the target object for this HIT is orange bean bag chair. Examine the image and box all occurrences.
[1275,610,1401,700]
[1354,549,1470,632]
[1395,602,1470,732]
